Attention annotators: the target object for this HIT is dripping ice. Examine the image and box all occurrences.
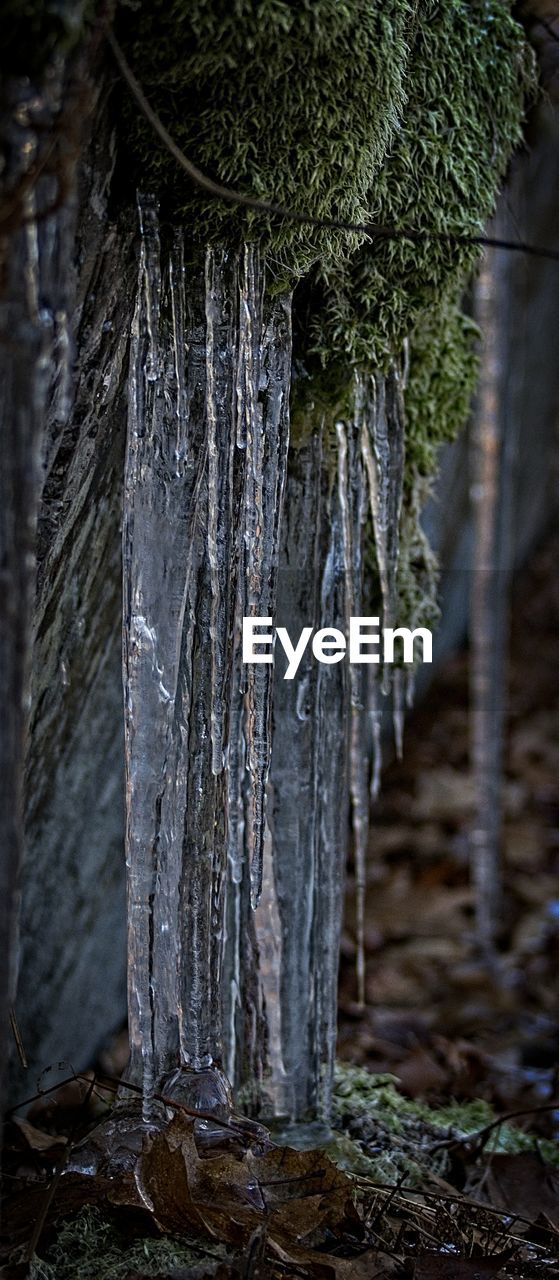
[123,200,291,1115]
[357,366,406,756]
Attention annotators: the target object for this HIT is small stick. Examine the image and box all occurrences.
[9,1006,28,1069]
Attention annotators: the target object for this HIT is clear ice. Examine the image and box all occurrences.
[357,367,406,749]
[123,197,291,1115]
[337,418,369,1009]
[123,196,415,1126]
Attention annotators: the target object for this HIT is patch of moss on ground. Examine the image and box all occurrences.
[30,1205,229,1280]
[329,1063,559,1186]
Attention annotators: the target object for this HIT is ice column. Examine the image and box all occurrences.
[358,367,406,753]
[224,428,350,1123]
[123,199,291,1115]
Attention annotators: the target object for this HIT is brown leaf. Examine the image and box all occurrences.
[393,1047,448,1098]
[484,1151,559,1229]
[11,1116,68,1153]
[137,1116,359,1251]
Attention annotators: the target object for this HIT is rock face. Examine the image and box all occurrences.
[6,88,135,1103]
[4,64,559,1110]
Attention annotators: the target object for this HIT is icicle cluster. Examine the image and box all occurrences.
[123,195,417,1125]
[123,198,291,1115]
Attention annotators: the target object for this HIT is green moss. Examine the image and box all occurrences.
[32,1205,229,1280]
[330,1064,559,1186]
[308,0,534,370]
[117,0,415,286]
[394,297,479,631]
[405,300,479,482]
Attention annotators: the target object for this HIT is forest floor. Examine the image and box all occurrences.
[1,529,558,1279]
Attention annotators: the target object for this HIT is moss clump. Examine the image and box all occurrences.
[31,1205,229,1280]
[117,0,415,286]
[405,299,479,485]
[330,1064,559,1186]
[308,0,534,371]
[394,297,479,631]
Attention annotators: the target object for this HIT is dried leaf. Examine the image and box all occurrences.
[11,1116,67,1153]
[484,1151,559,1229]
[136,1116,360,1251]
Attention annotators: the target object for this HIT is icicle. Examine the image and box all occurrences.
[405,667,416,711]
[205,248,238,775]
[337,414,369,1009]
[219,266,292,1101]
[249,434,324,1121]
[239,247,291,909]
[392,666,405,761]
[359,366,406,723]
[124,203,246,1112]
[222,616,246,1087]
[224,425,351,1124]
[368,667,383,802]
[312,471,351,1120]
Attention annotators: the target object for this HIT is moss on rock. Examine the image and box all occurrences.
[308,0,534,371]
[117,0,415,286]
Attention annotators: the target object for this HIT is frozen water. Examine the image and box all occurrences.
[368,667,383,802]
[239,250,292,909]
[223,428,351,1121]
[358,368,405,638]
[337,417,369,1008]
[358,366,406,742]
[123,198,415,1126]
[124,207,291,1115]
